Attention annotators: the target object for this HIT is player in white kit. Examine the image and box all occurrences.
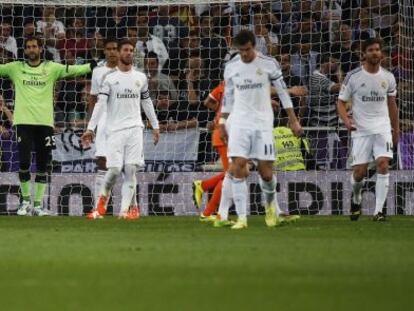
[82,39,160,219]
[85,38,120,219]
[337,38,399,221]
[215,30,303,229]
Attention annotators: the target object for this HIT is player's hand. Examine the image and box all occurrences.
[152,128,160,145]
[392,129,400,148]
[81,130,94,147]
[219,124,228,145]
[289,86,308,97]
[290,120,304,137]
[344,118,356,131]
[0,125,10,139]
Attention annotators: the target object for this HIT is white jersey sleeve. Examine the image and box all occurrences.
[387,73,397,97]
[338,72,354,102]
[90,69,100,96]
[87,78,110,131]
[269,59,292,109]
[140,76,159,129]
[222,65,235,115]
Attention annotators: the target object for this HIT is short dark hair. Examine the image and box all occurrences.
[362,38,382,52]
[146,51,158,62]
[24,36,42,49]
[118,39,135,51]
[233,30,256,47]
[104,38,118,47]
[320,54,332,65]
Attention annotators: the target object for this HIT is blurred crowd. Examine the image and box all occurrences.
[0,1,413,169]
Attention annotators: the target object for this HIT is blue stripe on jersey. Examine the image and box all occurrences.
[343,67,362,85]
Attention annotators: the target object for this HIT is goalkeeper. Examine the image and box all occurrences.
[0,36,95,216]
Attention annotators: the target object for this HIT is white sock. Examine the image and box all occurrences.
[375,173,389,214]
[94,170,106,207]
[231,177,248,220]
[130,187,138,207]
[101,167,121,197]
[217,174,233,221]
[120,165,137,214]
[351,173,365,204]
[260,175,278,215]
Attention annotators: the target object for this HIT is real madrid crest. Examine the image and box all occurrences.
[135,80,141,87]
[256,68,263,76]
[381,81,387,89]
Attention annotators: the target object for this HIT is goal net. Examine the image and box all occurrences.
[0,0,412,216]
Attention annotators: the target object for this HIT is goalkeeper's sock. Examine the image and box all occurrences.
[351,174,364,204]
[33,182,46,208]
[20,180,31,202]
[374,173,389,215]
[203,179,223,216]
[217,174,232,221]
[94,170,106,207]
[201,172,225,191]
[231,176,248,220]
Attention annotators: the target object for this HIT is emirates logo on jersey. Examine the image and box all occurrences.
[117,88,140,99]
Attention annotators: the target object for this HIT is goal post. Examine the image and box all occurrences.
[0,0,412,216]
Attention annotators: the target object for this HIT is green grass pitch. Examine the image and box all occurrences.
[0,216,413,311]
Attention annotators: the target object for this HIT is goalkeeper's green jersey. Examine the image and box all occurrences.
[0,61,91,127]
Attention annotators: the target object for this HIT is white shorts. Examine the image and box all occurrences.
[227,126,275,161]
[351,132,393,166]
[95,112,107,158]
[106,127,144,169]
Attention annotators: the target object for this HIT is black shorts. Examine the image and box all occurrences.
[15,124,55,171]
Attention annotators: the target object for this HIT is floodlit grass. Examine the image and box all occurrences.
[0,216,413,311]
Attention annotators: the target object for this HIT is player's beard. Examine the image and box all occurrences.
[367,55,381,66]
[27,52,40,62]
[120,56,132,66]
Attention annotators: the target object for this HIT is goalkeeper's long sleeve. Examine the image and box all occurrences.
[87,94,107,131]
[272,77,293,109]
[141,92,159,130]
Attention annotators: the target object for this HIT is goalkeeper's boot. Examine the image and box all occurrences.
[264,204,278,227]
[32,203,51,216]
[373,212,386,222]
[17,200,31,216]
[128,206,140,220]
[213,215,234,228]
[85,210,103,219]
[231,218,248,230]
[350,194,362,221]
[199,213,216,223]
[192,180,203,209]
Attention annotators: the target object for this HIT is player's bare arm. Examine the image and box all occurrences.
[337,99,355,131]
[218,112,229,145]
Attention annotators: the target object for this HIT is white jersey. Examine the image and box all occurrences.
[339,66,397,137]
[91,63,116,96]
[98,69,151,134]
[223,53,283,131]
